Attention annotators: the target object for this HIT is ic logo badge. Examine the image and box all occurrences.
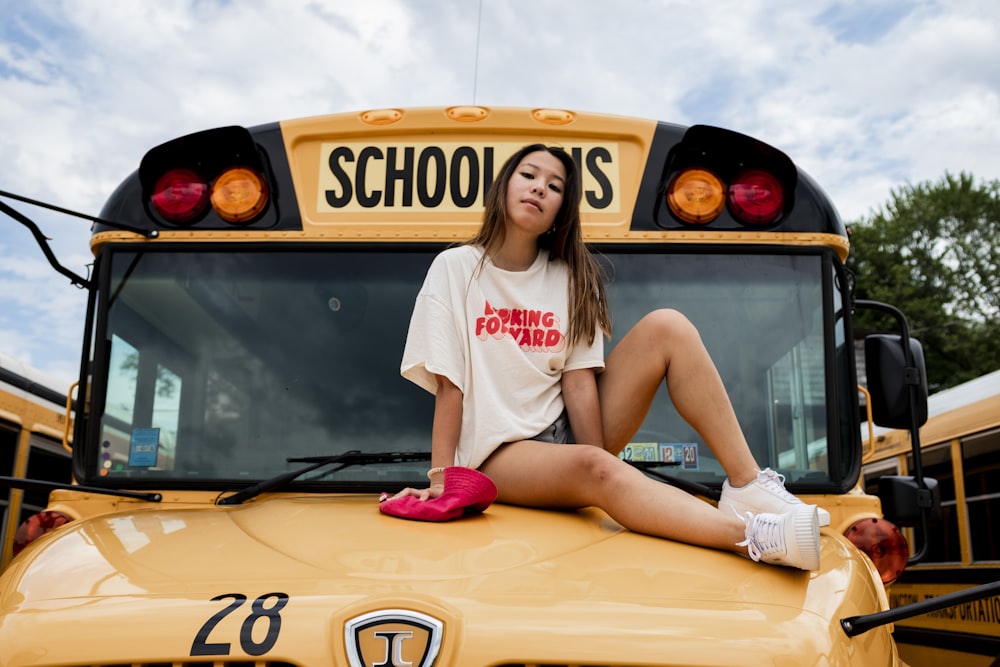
[345,609,443,667]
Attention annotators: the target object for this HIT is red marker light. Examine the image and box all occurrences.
[151,168,209,224]
[13,511,72,558]
[845,517,909,584]
[729,169,784,225]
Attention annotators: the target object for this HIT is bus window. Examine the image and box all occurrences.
[21,436,72,520]
[768,327,826,470]
[906,445,962,563]
[151,363,181,469]
[106,334,139,426]
[608,252,836,485]
[0,424,14,476]
[87,247,842,489]
[0,424,16,545]
[863,458,901,494]
[0,429,67,549]
[101,332,183,474]
[94,248,437,484]
[101,334,140,472]
[963,428,999,561]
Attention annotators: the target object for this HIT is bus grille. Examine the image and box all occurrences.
[79,663,641,667]
[81,662,298,667]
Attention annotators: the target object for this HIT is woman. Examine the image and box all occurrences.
[397,144,821,570]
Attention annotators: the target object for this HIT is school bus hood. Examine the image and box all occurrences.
[0,496,894,665]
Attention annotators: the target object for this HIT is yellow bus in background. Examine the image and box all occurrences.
[863,370,1000,667]
[2,106,993,666]
[0,353,73,570]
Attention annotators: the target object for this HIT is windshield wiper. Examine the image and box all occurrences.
[0,476,162,502]
[216,450,431,506]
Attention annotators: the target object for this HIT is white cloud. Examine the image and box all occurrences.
[1,0,999,382]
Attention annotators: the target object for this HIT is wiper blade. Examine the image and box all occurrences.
[216,450,430,506]
[0,476,162,502]
[288,451,431,466]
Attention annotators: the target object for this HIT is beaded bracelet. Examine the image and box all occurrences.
[426,467,445,480]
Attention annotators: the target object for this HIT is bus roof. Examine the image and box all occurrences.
[0,352,69,411]
[867,369,1000,456]
[921,368,1000,419]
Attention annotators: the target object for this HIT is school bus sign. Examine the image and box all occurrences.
[315,142,621,214]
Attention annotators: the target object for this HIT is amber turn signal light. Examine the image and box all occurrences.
[210,167,268,223]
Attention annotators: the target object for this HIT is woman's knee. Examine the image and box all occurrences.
[570,445,627,488]
[637,308,700,343]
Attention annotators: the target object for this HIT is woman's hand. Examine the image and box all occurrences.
[379,467,497,521]
[382,483,445,503]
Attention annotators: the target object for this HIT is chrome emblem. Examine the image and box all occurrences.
[345,609,443,667]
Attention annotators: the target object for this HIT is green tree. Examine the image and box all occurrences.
[847,172,1000,391]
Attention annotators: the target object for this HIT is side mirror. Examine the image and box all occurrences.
[864,334,929,429]
[878,475,940,527]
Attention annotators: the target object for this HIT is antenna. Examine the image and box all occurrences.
[473,0,483,103]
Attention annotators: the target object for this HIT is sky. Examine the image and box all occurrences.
[1,0,998,388]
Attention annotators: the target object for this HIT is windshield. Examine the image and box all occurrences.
[86,246,851,492]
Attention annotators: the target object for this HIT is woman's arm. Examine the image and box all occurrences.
[430,374,463,477]
[387,374,462,502]
[561,368,604,449]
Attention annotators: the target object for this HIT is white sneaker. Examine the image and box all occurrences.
[736,508,821,570]
[720,468,831,526]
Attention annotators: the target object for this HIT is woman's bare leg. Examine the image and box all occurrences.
[480,440,747,553]
[475,309,820,568]
[597,309,759,486]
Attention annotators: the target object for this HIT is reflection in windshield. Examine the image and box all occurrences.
[98,250,436,487]
[603,252,836,485]
[94,249,844,489]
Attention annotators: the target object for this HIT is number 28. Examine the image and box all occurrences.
[190,592,289,657]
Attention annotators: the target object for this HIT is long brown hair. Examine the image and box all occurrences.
[466,144,611,346]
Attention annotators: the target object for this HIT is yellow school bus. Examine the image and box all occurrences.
[863,370,1000,667]
[2,106,988,666]
[0,353,73,570]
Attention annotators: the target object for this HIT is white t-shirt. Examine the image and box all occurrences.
[401,245,605,469]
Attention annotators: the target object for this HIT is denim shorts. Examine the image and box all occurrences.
[531,410,575,444]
